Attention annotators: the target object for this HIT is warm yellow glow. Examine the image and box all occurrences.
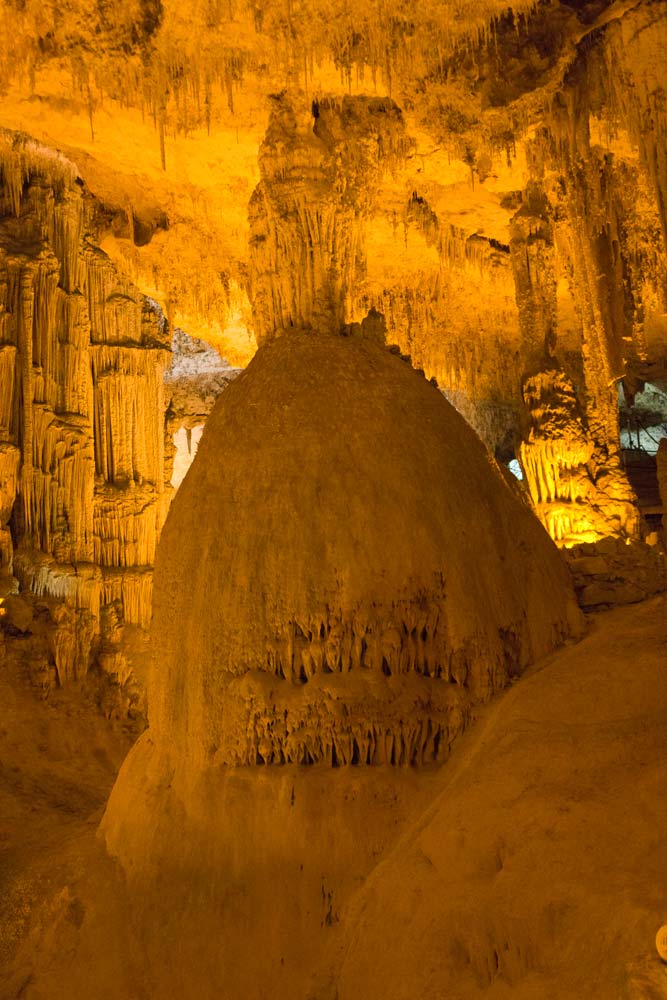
[657,925,667,962]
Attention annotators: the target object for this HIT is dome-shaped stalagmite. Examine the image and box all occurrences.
[103,327,581,866]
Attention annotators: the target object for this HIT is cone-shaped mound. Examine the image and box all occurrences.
[144,330,580,770]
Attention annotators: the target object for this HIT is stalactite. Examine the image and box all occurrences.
[0,443,20,577]
[101,568,154,629]
[222,678,473,768]
[91,346,168,488]
[511,15,666,544]
[249,93,412,341]
[12,549,102,610]
[0,349,17,434]
[23,408,95,563]
[0,130,171,683]
[508,182,557,365]
[94,485,162,568]
[256,604,527,697]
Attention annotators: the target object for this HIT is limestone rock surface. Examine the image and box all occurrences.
[102,328,581,881]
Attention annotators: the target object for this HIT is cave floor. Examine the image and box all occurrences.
[0,655,133,983]
[0,596,666,999]
[330,592,667,999]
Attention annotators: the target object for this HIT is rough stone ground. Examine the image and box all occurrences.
[0,657,132,989]
[323,594,667,1000]
[0,597,666,999]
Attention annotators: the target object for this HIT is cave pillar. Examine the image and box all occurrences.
[516,90,641,545]
[509,182,558,368]
[248,93,411,342]
[0,134,171,686]
[548,155,639,543]
[508,182,617,544]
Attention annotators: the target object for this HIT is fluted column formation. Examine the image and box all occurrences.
[0,132,170,683]
[248,93,412,341]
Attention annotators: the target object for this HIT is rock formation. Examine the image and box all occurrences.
[0,2,666,997]
[316,596,667,1000]
[100,340,581,997]
[98,92,582,998]
[112,330,581,774]
[0,131,170,696]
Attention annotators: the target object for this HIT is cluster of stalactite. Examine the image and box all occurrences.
[589,5,667,258]
[3,2,664,569]
[0,0,536,169]
[508,182,557,362]
[248,94,412,341]
[207,598,537,767]
[336,3,667,547]
[502,6,667,543]
[0,2,253,168]
[0,132,170,683]
[262,606,487,687]
[224,680,472,768]
[211,602,550,767]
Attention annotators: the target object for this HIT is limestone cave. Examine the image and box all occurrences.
[1,1,666,997]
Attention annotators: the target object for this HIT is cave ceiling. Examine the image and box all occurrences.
[0,0,664,381]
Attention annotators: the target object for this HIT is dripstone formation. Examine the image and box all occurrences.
[96,94,580,996]
[100,312,584,1000]
[1,3,666,999]
[142,329,582,772]
[0,133,170,694]
[102,97,581,880]
[99,98,582,988]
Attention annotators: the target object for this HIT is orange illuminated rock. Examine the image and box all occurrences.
[98,321,580,999]
[0,131,170,685]
[103,326,582,858]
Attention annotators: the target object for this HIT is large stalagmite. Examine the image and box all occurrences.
[100,331,581,996]
[114,330,581,776]
[98,91,583,999]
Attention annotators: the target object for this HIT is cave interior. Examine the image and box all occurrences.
[0,1,667,998]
